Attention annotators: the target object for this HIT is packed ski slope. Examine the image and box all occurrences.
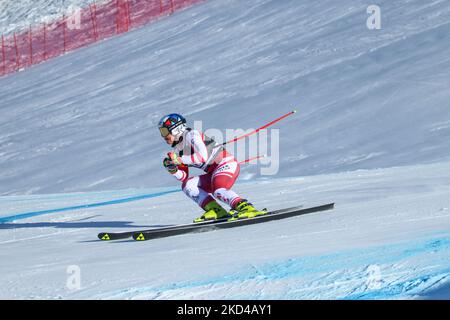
[1,163,450,299]
[1,0,450,299]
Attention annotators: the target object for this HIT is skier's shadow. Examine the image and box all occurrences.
[0,216,172,230]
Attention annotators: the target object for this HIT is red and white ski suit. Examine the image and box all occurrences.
[168,129,242,209]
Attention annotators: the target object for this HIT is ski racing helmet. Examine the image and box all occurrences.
[158,113,187,138]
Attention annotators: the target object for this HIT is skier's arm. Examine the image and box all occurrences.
[180,131,209,166]
[163,157,189,182]
[173,164,189,182]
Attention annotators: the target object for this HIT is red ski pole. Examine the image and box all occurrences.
[221,110,297,147]
[239,154,267,165]
[202,110,296,169]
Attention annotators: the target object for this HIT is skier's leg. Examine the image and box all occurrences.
[182,176,214,208]
[211,160,266,219]
[183,175,230,222]
[211,158,242,207]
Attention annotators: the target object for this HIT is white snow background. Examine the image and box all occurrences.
[1,0,450,299]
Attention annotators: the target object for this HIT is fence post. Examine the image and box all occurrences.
[126,0,131,31]
[63,15,67,53]
[116,0,120,34]
[13,32,20,71]
[29,25,33,65]
[89,3,98,41]
[43,23,47,60]
[116,0,130,34]
[159,0,163,14]
[1,34,6,76]
[170,0,174,13]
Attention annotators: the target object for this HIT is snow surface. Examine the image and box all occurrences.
[1,0,450,299]
[0,0,103,35]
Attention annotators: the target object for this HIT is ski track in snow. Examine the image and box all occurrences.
[1,0,450,299]
[99,236,450,300]
[1,162,450,299]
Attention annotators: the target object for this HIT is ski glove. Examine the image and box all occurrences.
[163,157,178,174]
[167,152,183,166]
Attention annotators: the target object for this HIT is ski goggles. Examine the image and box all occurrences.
[159,127,171,137]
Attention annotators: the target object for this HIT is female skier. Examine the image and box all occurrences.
[158,113,265,223]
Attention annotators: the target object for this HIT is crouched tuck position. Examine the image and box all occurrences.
[158,113,265,223]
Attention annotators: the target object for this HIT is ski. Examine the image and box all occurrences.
[98,230,136,241]
[131,203,335,241]
[97,205,304,241]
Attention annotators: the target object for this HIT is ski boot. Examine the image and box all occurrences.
[193,201,232,223]
[229,200,267,221]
